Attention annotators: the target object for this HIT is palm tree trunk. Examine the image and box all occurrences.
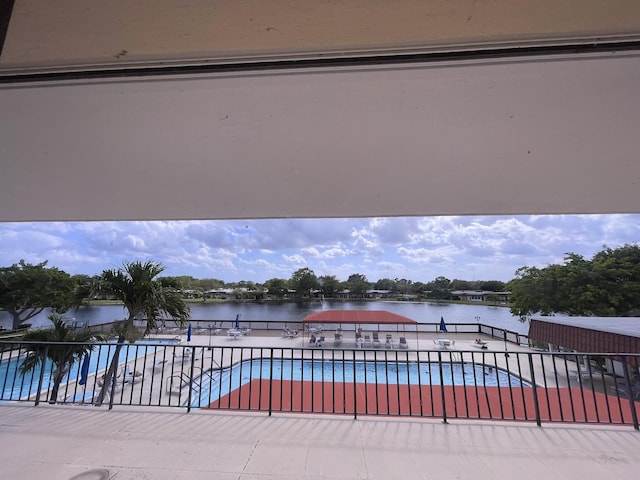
[95,334,126,406]
[49,367,66,404]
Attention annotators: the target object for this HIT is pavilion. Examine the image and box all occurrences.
[303,309,419,348]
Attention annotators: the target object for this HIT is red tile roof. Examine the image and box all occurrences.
[303,309,416,324]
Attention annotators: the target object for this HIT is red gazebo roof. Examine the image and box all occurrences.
[303,309,416,325]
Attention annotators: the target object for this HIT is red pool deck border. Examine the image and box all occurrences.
[206,379,640,425]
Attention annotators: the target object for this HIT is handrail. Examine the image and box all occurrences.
[1,341,637,429]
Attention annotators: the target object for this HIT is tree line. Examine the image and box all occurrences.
[506,244,640,319]
[0,260,506,330]
[163,270,506,301]
[2,243,640,333]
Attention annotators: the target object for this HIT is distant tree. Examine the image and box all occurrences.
[264,278,289,298]
[450,279,472,290]
[373,278,395,290]
[478,280,506,292]
[194,278,225,291]
[590,245,640,315]
[393,278,413,295]
[346,273,370,298]
[289,268,319,299]
[410,281,428,296]
[0,260,77,330]
[508,245,640,320]
[318,275,341,298]
[20,313,103,404]
[426,276,452,301]
[87,260,190,405]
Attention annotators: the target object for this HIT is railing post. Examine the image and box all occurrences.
[353,353,358,420]
[268,347,274,416]
[621,357,639,430]
[34,344,49,407]
[437,351,447,424]
[186,345,196,413]
[527,353,542,427]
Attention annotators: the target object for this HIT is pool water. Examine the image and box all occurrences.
[0,343,158,401]
[192,358,531,407]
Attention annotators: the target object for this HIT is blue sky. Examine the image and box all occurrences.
[0,215,638,283]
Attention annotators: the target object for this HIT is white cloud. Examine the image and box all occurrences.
[1,214,639,283]
[283,254,307,266]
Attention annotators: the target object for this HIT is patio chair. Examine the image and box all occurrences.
[372,332,381,348]
[123,365,143,383]
[385,334,393,349]
[334,332,343,346]
[316,336,325,348]
[364,335,372,348]
[568,365,597,380]
[355,332,364,348]
[398,336,408,349]
[611,383,640,400]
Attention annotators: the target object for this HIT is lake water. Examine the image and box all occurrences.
[1,300,529,334]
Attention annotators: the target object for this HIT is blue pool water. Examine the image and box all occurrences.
[0,343,158,400]
[192,359,531,407]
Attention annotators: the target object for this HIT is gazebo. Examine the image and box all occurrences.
[302,309,419,348]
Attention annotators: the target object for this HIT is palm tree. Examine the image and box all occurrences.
[91,260,190,405]
[20,313,102,404]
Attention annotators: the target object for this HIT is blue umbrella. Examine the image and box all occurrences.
[235,314,240,329]
[439,316,448,333]
[187,323,192,342]
[79,353,90,385]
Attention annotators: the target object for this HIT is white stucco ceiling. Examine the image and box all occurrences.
[1,51,639,222]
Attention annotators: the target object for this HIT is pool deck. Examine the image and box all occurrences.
[3,331,639,479]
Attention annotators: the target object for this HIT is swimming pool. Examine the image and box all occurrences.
[0,343,159,401]
[191,358,531,407]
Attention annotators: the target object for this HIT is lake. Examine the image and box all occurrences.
[0,300,529,334]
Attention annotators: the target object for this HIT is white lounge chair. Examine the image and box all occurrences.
[611,383,640,400]
[568,365,597,380]
[122,365,143,383]
[472,339,488,350]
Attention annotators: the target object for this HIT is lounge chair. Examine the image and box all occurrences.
[398,336,408,349]
[364,335,372,348]
[434,338,453,349]
[385,334,393,349]
[372,332,381,348]
[568,365,597,380]
[282,328,299,338]
[610,383,640,400]
[123,365,143,383]
[173,349,193,362]
[472,339,488,350]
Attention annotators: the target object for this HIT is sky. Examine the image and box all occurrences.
[0,214,639,284]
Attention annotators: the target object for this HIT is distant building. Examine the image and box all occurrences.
[451,290,510,303]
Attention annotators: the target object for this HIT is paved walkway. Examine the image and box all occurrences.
[1,403,639,480]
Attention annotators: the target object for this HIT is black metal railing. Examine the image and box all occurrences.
[1,340,638,429]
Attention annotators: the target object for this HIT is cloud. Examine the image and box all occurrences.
[283,254,307,266]
[1,214,639,283]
